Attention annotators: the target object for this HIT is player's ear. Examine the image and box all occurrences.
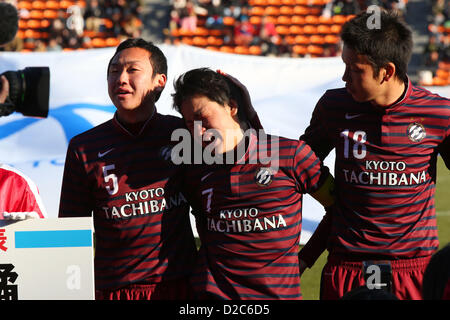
[154,73,167,91]
[382,63,396,82]
[229,99,239,117]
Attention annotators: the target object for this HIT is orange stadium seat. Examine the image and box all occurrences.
[250,6,265,16]
[289,25,304,35]
[307,44,324,56]
[205,46,219,51]
[60,0,74,9]
[267,0,282,5]
[16,30,25,39]
[324,34,339,44]
[219,46,234,53]
[282,0,296,5]
[319,15,333,25]
[293,6,309,15]
[192,36,208,47]
[18,1,32,10]
[291,15,305,25]
[46,0,60,9]
[43,10,58,19]
[106,37,120,47]
[31,1,46,10]
[207,36,223,46]
[194,27,209,36]
[92,38,106,48]
[234,46,250,55]
[250,16,262,25]
[310,35,325,45]
[295,0,308,4]
[40,19,51,28]
[295,34,310,45]
[277,16,291,25]
[305,15,320,25]
[284,35,296,45]
[280,6,294,15]
[18,19,28,29]
[303,25,317,34]
[275,25,290,36]
[317,24,331,34]
[330,24,342,34]
[29,10,44,20]
[332,15,347,25]
[27,19,41,29]
[223,16,235,26]
[181,37,193,45]
[292,44,307,55]
[249,45,262,55]
[265,6,280,16]
[250,0,268,5]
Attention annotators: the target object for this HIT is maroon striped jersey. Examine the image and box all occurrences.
[300,80,450,262]
[58,111,197,291]
[183,131,331,299]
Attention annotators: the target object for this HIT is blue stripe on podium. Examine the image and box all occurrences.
[15,230,92,248]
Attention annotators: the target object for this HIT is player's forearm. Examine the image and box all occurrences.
[298,209,332,268]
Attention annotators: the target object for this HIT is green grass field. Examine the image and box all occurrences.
[299,156,450,300]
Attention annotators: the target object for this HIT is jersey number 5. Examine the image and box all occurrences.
[340,130,367,159]
[102,165,119,195]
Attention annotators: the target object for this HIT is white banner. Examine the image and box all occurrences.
[1,46,448,243]
[0,217,94,300]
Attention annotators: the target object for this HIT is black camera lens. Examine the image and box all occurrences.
[1,67,50,118]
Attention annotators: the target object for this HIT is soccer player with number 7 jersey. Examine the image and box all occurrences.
[298,10,450,300]
[58,39,197,299]
[171,68,335,299]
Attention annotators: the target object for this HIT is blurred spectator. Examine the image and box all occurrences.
[180,0,198,32]
[233,16,255,46]
[332,0,360,15]
[47,38,63,52]
[2,35,23,52]
[121,9,143,38]
[84,0,104,32]
[424,35,442,69]
[205,0,225,29]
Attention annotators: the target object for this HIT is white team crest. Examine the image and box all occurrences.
[255,167,274,187]
[407,122,426,142]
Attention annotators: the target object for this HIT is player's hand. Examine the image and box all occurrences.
[0,75,9,104]
[3,211,40,220]
[299,258,308,276]
[216,69,263,130]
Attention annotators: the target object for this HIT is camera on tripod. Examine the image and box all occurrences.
[0,2,50,118]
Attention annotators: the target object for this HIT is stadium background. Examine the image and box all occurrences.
[0,1,449,294]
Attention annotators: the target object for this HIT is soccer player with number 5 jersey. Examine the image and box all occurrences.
[298,10,450,300]
[58,39,197,299]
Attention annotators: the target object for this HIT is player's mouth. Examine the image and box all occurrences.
[115,88,132,99]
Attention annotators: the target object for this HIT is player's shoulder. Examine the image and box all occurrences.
[410,85,450,104]
[68,118,114,146]
[155,112,185,129]
[317,87,352,109]
[0,164,35,189]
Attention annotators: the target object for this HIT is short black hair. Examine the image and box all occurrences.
[172,68,234,113]
[0,3,19,46]
[107,38,167,101]
[341,9,412,82]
